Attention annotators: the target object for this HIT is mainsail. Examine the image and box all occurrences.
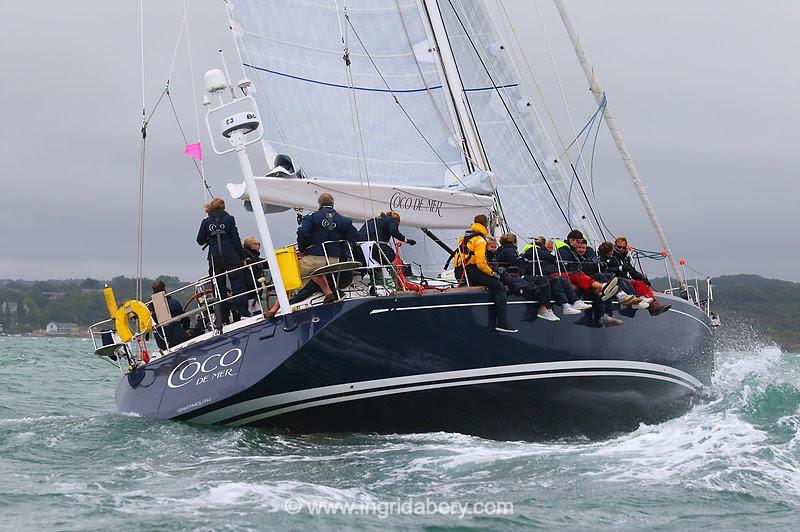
[226,0,462,188]
[226,0,597,243]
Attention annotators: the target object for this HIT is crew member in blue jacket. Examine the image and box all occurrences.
[297,193,360,303]
[196,197,249,322]
[149,279,190,349]
[522,237,592,315]
[357,211,416,263]
[495,234,558,321]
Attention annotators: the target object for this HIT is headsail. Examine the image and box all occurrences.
[433,0,597,241]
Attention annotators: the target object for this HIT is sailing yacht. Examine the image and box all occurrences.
[91,0,714,439]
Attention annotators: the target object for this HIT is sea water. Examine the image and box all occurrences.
[1,336,798,530]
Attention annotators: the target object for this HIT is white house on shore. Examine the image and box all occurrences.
[46,322,79,336]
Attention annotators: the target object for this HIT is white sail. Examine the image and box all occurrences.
[435,0,597,240]
[227,177,493,229]
[225,0,597,250]
[227,0,463,189]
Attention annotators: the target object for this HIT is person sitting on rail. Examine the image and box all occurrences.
[149,280,190,349]
[555,230,618,302]
[610,236,672,316]
[196,197,250,322]
[597,242,650,312]
[496,234,559,322]
[522,237,593,316]
[453,215,517,333]
[556,230,623,326]
[297,193,359,303]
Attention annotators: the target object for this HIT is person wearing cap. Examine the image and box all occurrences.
[453,215,517,333]
[556,230,619,300]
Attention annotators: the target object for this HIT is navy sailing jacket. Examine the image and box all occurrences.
[196,211,246,263]
[297,206,360,257]
[522,244,558,275]
[495,244,525,274]
[357,215,407,244]
[605,251,648,282]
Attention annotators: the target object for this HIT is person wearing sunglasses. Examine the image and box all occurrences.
[608,236,672,316]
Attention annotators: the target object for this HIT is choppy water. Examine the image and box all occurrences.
[1,336,799,530]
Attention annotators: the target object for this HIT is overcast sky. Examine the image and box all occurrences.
[0,1,798,283]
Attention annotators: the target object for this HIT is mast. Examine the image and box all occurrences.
[418,0,510,232]
[418,0,488,172]
[553,0,686,287]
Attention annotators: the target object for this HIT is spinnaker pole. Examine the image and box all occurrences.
[553,0,686,287]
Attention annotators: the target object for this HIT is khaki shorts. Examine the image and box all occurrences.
[299,255,339,277]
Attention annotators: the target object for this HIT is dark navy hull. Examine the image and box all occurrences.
[116,289,713,440]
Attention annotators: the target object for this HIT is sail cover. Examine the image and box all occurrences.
[226,0,462,189]
[227,177,494,229]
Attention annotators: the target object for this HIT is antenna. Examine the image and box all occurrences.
[203,69,293,319]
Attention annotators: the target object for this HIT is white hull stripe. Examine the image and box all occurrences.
[225,370,697,427]
[370,300,580,314]
[667,308,713,333]
[187,360,703,425]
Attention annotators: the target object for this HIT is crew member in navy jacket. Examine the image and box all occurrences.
[296,193,360,303]
[149,279,190,349]
[357,211,416,263]
[196,197,249,322]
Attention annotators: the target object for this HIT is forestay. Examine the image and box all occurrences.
[227,177,494,229]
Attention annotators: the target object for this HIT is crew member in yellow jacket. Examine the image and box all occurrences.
[453,215,517,333]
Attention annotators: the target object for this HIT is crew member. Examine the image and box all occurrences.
[610,236,671,316]
[296,193,360,304]
[150,280,190,349]
[196,197,250,322]
[496,233,558,322]
[522,237,592,315]
[357,211,416,263]
[453,215,517,333]
[242,236,269,313]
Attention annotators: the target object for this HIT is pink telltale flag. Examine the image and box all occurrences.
[184,142,202,161]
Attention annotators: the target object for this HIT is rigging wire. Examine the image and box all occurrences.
[136,0,146,302]
[183,0,210,202]
[490,0,600,239]
[564,96,604,232]
[587,103,616,237]
[167,91,213,197]
[533,0,593,199]
[334,0,377,235]
[344,16,488,208]
[442,0,571,228]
